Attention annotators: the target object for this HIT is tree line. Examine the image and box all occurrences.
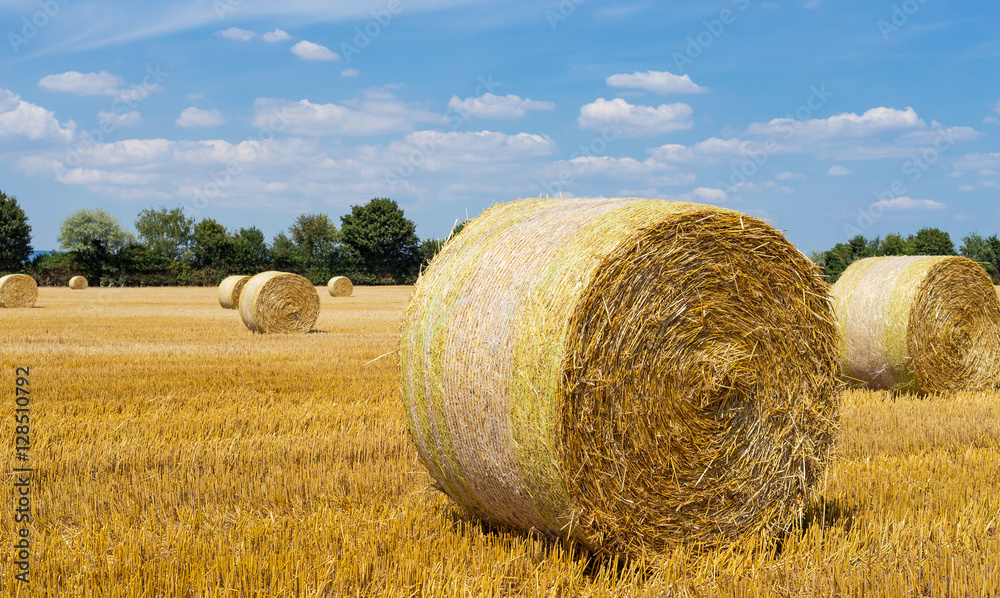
[0,189,456,287]
[810,227,1000,284]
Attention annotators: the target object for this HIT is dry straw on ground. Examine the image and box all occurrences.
[0,274,38,308]
[68,276,88,290]
[238,271,320,333]
[218,275,251,309]
[833,255,1000,394]
[328,276,353,297]
[399,197,841,559]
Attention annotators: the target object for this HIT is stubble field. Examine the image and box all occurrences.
[1,286,999,597]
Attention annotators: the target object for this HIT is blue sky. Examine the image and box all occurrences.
[1,0,998,254]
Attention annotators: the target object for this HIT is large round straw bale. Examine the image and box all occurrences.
[327,276,353,297]
[399,197,840,558]
[68,276,88,290]
[995,285,1000,299]
[0,274,38,308]
[238,271,320,333]
[218,275,251,309]
[832,256,1000,393]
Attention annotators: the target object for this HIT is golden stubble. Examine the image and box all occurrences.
[0,286,998,597]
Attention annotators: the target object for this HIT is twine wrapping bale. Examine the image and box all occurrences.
[399,197,840,558]
[218,275,251,309]
[68,276,88,290]
[832,256,1000,394]
[327,276,353,297]
[0,274,38,308]
[238,271,320,333]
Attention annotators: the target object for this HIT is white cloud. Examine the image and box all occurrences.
[873,196,946,211]
[775,171,806,180]
[827,165,850,176]
[262,29,292,42]
[447,93,555,119]
[606,70,709,94]
[175,107,225,128]
[59,168,158,185]
[252,93,445,136]
[746,106,923,140]
[38,71,125,96]
[390,130,557,162]
[216,27,256,41]
[992,99,1000,115]
[341,68,359,77]
[291,40,339,61]
[954,153,1000,170]
[0,88,75,142]
[649,137,755,163]
[578,98,693,137]
[665,187,729,203]
[959,185,975,192]
[97,110,142,127]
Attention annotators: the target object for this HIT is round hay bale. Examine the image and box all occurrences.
[0,274,38,308]
[995,285,1000,300]
[68,276,88,290]
[399,197,840,558]
[218,275,251,309]
[832,255,1000,394]
[238,271,320,333]
[327,276,353,297]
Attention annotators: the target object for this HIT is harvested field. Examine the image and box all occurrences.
[1,286,998,596]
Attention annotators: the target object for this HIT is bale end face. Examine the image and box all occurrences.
[0,274,38,308]
[327,276,353,297]
[238,271,320,333]
[218,275,251,309]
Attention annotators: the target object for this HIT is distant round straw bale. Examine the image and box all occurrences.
[327,276,353,297]
[238,271,320,333]
[218,275,251,309]
[399,197,840,558]
[832,255,1000,394]
[68,276,88,290]
[0,274,38,308]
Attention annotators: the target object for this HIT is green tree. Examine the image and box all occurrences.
[269,232,302,273]
[419,238,445,267]
[340,198,420,283]
[878,233,908,256]
[959,232,1000,282]
[232,227,269,274]
[907,228,955,255]
[135,206,193,261]
[191,218,234,270]
[289,213,340,280]
[57,208,136,283]
[0,190,32,273]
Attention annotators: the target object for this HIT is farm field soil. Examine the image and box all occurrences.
[1,286,999,597]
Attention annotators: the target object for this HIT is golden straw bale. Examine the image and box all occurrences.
[238,271,320,333]
[327,276,353,297]
[218,275,251,309]
[832,256,1000,394]
[0,274,38,308]
[68,276,88,290]
[398,197,840,558]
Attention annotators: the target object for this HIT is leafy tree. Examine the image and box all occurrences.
[232,227,269,273]
[135,206,193,261]
[419,238,445,267]
[0,190,32,273]
[289,213,340,276]
[269,232,302,273]
[878,233,908,256]
[959,232,1000,282]
[907,228,955,256]
[57,208,136,283]
[340,198,420,283]
[191,218,234,270]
